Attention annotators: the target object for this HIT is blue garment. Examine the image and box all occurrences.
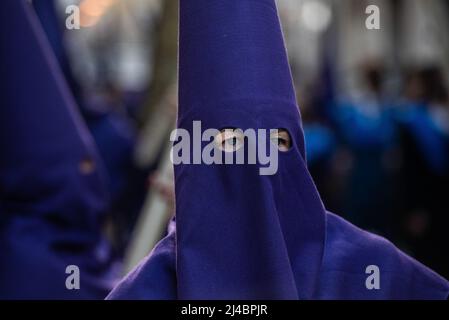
[396,102,449,175]
[335,98,397,151]
[32,0,137,202]
[32,0,66,68]
[304,124,336,164]
[32,0,139,256]
[0,0,117,299]
[107,0,449,299]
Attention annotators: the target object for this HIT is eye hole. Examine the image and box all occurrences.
[270,129,292,152]
[215,128,244,153]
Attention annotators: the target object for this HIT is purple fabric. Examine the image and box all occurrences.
[0,0,116,299]
[107,0,449,299]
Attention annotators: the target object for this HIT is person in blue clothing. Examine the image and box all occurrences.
[0,0,117,299]
[107,0,449,300]
[395,67,449,279]
[333,64,399,237]
[32,0,142,255]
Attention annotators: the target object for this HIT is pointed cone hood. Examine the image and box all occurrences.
[176,0,325,299]
[0,0,115,299]
[0,0,108,229]
[178,0,306,156]
[106,0,449,301]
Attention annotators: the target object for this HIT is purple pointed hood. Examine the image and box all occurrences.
[175,0,325,299]
[107,0,449,300]
[0,0,115,299]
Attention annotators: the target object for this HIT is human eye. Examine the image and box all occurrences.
[270,129,291,152]
[215,128,244,152]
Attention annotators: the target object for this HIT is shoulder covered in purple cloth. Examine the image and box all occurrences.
[107,214,449,300]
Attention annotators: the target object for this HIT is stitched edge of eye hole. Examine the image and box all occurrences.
[270,128,292,152]
[215,128,244,152]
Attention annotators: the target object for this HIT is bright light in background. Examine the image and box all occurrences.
[301,0,332,33]
[80,0,116,27]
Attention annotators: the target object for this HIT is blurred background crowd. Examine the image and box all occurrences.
[25,0,449,278]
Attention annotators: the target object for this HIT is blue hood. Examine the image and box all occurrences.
[0,0,116,299]
[107,0,449,300]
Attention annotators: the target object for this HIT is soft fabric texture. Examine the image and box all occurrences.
[107,0,449,300]
[0,0,116,299]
